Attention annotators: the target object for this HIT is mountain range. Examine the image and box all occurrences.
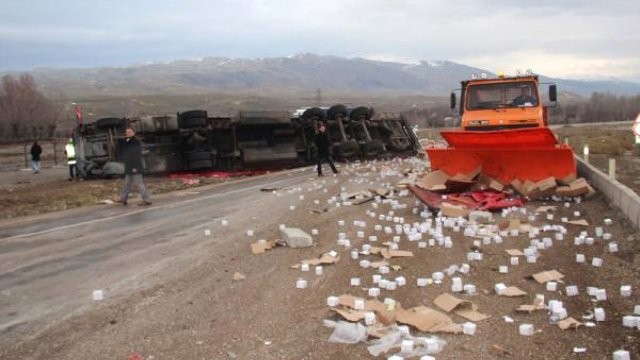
[18,53,640,99]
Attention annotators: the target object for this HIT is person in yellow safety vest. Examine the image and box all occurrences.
[64,138,77,181]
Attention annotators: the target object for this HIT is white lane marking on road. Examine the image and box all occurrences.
[0,172,311,242]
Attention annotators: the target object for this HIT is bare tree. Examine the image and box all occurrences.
[0,74,58,140]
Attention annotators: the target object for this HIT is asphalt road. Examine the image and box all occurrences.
[0,166,320,348]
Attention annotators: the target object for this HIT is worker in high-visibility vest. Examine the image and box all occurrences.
[64,138,77,181]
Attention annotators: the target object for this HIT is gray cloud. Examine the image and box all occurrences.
[0,0,638,81]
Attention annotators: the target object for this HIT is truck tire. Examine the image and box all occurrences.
[301,107,326,125]
[349,106,371,122]
[96,117,125,130]
[335,140,360,159]
[179,117,207,129]
[361,140,384,158]
[180,110,207,119]
[327,104,348,120]
[389,137,412,152]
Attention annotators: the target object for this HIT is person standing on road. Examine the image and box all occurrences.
[314,122,339,177]
[64,138,77,180]
[118,127,152,206]
[30,141,42,174]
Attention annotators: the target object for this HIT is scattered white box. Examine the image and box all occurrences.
[400,340,414,353]
[622,316,638,328]
[609,242,619,253]
[495,283,507,295]
[368,287,380,297]
[417,278,428,287]
[350,278,361,286]
[92,290,104,301]
[511,257,519,266]
[499,266,509,274]
[364,312,376,325]
[519,323,534,336]
[613,350,630,360]
[451,277,463,292]
[353,298,365,310]
[546,282,558,292]
[595,288,607,301]
[463,322,477,335]
[296,279,307,289]
[592,257,603,267]
[566,285,579,297]
[620,285,632,297]
[594,307,605,321]
[464,284,476,294]
[576,254,585,263]
[327,296,339,307]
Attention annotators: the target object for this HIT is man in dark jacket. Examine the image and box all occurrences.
[117,127,151,205]
[314,122,339,176]
[30,141,42,174]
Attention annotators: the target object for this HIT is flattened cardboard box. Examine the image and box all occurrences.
[433,293,489,322]
[416,170,450,191]
[558,317,583,330]
[505,249,524,256]
[441,202,470,218]
[251,239,279,254]
[499,286,527,297]
[395,306,462,333]
[531,270,564,284]
[380,249,414,260]
[291,253,340,268]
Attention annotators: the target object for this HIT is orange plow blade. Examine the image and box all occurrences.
[426,128,577,184]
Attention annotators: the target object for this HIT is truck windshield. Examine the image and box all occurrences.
[466,82,538,110]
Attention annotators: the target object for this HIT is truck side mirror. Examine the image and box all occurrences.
[549,85,557,102]
[450,93,456,110]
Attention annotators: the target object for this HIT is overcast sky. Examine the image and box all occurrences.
[1,0,639,82]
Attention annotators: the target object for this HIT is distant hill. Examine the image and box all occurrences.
[14,53,640,98]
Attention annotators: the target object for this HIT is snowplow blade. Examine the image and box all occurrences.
[426,128,577,184]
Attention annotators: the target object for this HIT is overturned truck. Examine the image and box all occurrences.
[72,105,419,178]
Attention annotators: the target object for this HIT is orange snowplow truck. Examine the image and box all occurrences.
[426,76,576,184]
[426,74,576,184]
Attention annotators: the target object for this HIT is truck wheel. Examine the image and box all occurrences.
[362,140,384,158]
[179,117,207,129]
[96,117,125,130]
[389,138,411,151]
[349,106,371,122]
[180,110,207,119]
[301,108,326,125]
[327,104,347,120]
[335,141,360,159]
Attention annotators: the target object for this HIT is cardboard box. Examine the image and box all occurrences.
[441,202,470,218]
[531,270,564,284]
[433,293,489,321]
[395,306,462,333]
[416,170,450,191]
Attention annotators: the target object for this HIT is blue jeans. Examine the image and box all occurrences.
[31,160,41,173]
[120,174,151,203]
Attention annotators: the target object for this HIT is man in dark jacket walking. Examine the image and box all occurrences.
[314,122,339,177]
[118,127,151,205]
[30,141,42,174]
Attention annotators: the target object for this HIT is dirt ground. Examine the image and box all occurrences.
[1,158,639,360]
[1,124,639,360]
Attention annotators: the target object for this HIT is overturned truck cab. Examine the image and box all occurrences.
[73,105,420,178]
